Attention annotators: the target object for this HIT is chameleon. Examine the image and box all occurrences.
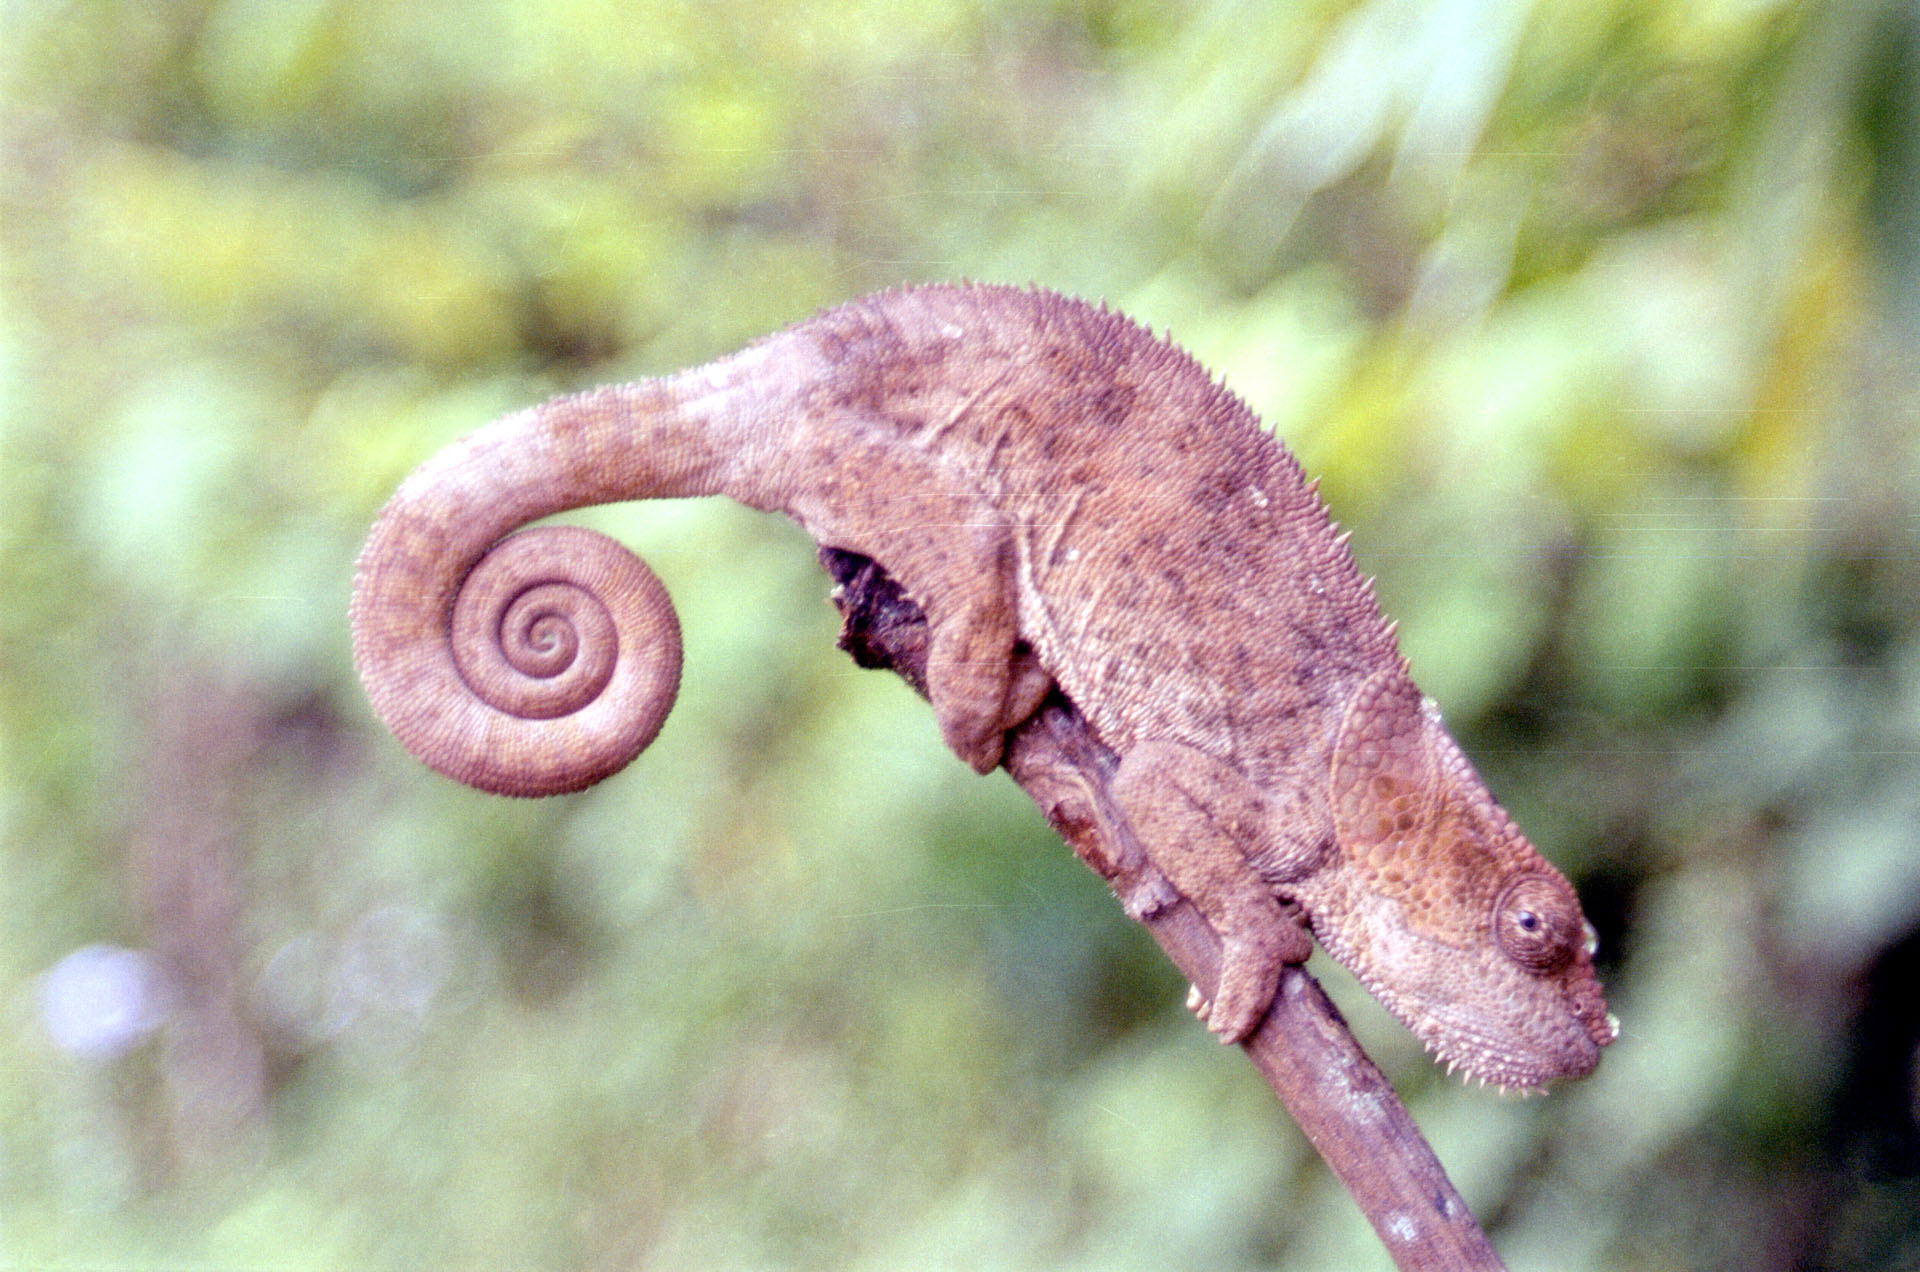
[350,282,1616,1090]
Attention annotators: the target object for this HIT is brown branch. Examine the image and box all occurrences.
[822,548,1506,1272]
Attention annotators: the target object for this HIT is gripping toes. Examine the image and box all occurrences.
[1109,739,1311,1042]
[925,585,1049,773]
[1190,910,1313,1041]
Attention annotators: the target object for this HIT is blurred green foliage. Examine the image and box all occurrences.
[3,0,1919,1268]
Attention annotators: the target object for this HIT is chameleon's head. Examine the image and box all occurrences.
[1311,668,1617,1090]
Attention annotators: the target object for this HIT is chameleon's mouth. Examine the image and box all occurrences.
[1307,899,1614,1091]
[1412,1000,1614,1093]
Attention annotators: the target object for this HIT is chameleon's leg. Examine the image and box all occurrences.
[921,524,1054,773]
[1109,739,1318,1041]
[807,457,1047,773]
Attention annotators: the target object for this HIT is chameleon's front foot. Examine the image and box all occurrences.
[1189,907,1314,1042]
[1108,738,1318,1044]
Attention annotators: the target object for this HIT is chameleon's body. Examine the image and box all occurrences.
[351,283,1614,1089]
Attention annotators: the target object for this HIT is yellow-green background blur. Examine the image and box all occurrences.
[5,1,1919,1268]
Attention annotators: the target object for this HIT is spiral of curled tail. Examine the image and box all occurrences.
[350,520,684,797]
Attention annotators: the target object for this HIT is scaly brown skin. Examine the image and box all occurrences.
[350,283,1616,1088]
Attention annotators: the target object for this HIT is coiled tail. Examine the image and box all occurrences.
[349,379,740,796]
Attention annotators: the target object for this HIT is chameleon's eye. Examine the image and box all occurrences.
[1492,875,1581,973]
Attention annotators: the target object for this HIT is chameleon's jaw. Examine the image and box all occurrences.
[1304,884,1616,1090]
[1406,985,1616,1092]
